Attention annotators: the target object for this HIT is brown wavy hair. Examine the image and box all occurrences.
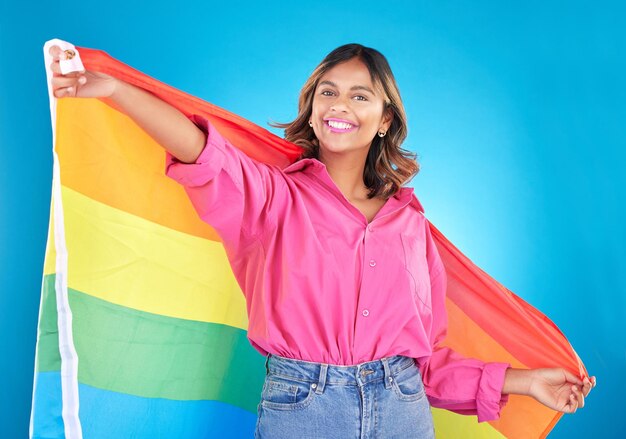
[270,43,419,200]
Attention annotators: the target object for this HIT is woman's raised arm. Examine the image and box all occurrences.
[48,44,206,164]
[49,43,288,258]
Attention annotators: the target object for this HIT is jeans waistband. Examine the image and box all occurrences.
[264,353,417,395]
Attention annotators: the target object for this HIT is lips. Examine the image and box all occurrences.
[324,118,358,133]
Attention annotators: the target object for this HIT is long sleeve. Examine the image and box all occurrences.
[164,114,285,257]
[417,219,511,423]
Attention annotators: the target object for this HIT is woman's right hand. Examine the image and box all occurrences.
[48,44,207,163]
[49,45,119,99]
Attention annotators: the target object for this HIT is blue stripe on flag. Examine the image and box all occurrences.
[31,372,258,438]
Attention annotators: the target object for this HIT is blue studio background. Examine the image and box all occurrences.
[1,1,624,437]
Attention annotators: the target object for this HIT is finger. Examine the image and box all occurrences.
[52,76,82,89]
[54,86,75,99]
[48,45,62,60]
[574,385,585,408]
[48,46,64,78]
[50,59,61,75]
[53,87,66,98]
[562,369,583,385]
[582,377,592,397]
[568,393,578,414]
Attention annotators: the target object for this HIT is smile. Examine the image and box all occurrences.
[325,119,358,133]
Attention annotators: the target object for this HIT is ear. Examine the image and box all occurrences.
[381,105,394,132]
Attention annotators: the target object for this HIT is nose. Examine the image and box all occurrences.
[330,94,351,113]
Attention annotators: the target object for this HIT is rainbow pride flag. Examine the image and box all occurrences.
[31,39,587,438]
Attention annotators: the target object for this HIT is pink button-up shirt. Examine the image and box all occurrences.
[165,115,510,422]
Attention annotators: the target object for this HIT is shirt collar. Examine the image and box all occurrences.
[282,158,424,213]
[282,157,323,174]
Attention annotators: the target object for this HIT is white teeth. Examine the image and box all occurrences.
[327,120,353,129]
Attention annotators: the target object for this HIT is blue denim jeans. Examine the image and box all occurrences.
[254,353,435,439]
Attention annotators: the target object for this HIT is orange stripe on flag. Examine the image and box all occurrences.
[56,98,219,241]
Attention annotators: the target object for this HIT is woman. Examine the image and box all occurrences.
[49,42,595,438]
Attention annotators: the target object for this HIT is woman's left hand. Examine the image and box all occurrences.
[527,368,596,413]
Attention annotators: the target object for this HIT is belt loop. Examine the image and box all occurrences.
[315,363,328,395]
[381,357,392,390]
[265,353,271,375]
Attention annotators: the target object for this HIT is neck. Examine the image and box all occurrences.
[319,149,370,201]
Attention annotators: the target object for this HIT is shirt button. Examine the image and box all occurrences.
[369,259,376,267]
[362,309,370,317]
[367,225,374,232]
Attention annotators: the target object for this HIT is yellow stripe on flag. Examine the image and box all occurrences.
[432,408,506,439]
[59,184,248,329]
[43,196,56,275]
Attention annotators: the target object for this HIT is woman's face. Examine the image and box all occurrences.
[310,57,392,160]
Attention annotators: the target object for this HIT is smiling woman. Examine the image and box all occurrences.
[314,62,391,148]
[270,44,419,203]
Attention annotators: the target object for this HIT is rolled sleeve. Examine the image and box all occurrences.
[164,114,285,256]
[417,220,511,423]
[165,114,226,187]
[476,362,510,422]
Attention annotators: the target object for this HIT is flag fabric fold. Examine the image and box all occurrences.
[31,39,586,439]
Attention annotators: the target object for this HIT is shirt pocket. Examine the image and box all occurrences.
[400,233,432,309]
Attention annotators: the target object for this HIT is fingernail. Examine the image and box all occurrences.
[78,76,86,84]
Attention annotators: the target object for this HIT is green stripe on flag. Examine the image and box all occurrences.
[37,274,266,413]
[35,274,62,372]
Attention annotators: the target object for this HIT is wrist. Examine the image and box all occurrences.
[502,367,533,396]
[109,78,127,101]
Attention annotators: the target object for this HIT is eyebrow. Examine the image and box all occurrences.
[318,80,375,95]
